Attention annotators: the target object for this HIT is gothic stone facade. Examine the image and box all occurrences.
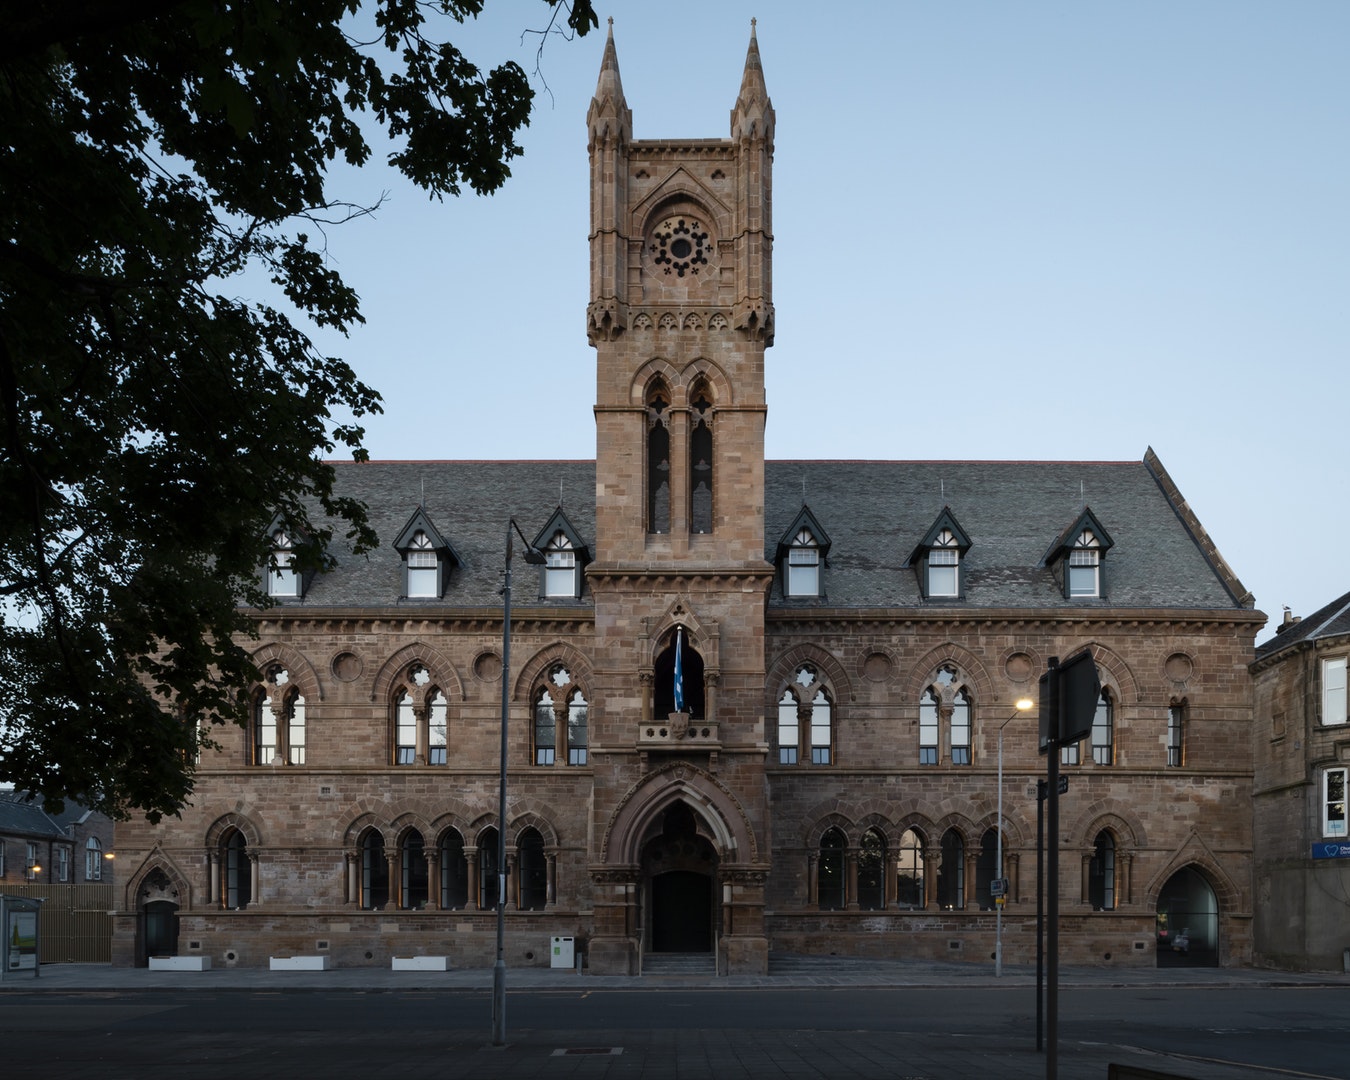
[113,28,1263,973]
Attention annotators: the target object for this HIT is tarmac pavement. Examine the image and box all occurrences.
[3,956,1345,1080]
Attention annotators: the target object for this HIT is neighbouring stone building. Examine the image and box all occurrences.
[1250,592,1350,971]
[113,26,1265,972]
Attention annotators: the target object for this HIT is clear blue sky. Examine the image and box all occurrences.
[305,1,1349,643]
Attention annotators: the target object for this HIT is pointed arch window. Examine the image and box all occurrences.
[858,828,886,911]
[896,828,926,909]
[361,830,388,910]
[395,690,417,765]
[818,828,846,911]
[777,689,799,764]
[567,689,588,765]
[1167,702,1186,767]
[689,382,714,534]
[253,666,304,766]
[224,829,252,909]
[392,666,448,766]
[919,690,939,765]
[1089,831,1116,910]
[1091,689,1114,765]
[518,828,547,910]
[533,688,557,765]
[478,828,499,911]
[975,829,999,910]
[776,665,834,765]
[533,664,590,766]
[950,688,971,765]
[937,829,965,910]
[646,382,671,534]
[399,830,428,910]
[440,830,468,909]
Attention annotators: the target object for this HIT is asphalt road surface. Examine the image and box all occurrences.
[6,984,1349,1079]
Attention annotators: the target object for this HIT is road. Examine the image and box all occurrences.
[5,984,1349,1078]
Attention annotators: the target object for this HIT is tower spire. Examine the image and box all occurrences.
[731,18,774,147]
[588,17,631,145]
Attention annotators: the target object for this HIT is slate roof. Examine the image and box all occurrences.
[1254,589,1350,662]
[279,453,1247,614]
[0,792,68,841]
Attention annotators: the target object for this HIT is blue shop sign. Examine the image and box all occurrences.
[1311,842,1350,860]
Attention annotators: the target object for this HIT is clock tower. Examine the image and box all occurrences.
[584,21,776,974]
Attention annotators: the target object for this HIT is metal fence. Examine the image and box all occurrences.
[3,884,114,963]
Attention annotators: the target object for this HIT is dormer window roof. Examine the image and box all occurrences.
[1044,508,1114,600]
[909,508,972,600]
[775,506,831,599]
[531,508,591,600]
[392,508,459,600]
[262,514,315,599]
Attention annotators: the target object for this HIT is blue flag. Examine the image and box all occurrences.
[673,628,685,713]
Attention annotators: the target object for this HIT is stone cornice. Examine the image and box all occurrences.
[243,608,594,635]
[767,607,1266,634]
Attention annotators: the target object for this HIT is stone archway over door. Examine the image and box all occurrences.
[1156,866,1219,967]
[643,800,717,955]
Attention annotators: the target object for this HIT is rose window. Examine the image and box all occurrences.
[648,216,712,278]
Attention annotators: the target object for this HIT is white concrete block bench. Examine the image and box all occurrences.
[149,955,211,971]
[391,956,449,971]
[269,955,329,971]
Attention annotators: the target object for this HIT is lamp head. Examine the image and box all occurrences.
[1015,697,1035,711]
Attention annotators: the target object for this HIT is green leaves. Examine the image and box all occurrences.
[0,0,596,820]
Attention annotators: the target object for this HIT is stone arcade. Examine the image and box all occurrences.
[114,27,1263,973]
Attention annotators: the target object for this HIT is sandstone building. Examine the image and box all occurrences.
[113,27,1264,973]
[1250,591,1350,971]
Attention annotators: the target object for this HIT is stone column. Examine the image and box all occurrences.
[546,852,557,906]
[249,853,260,907]
[387,853,399,909]
[1119,852,1132,907]
[845,850,859,910]
[1081,853,1092,906]
[426,850,441,910]
[964,851,978,910]
[467,850,481,910]
[807,852,819,906]
[346,852,358,905]
[924,846,941,910]
[208,851,220,907]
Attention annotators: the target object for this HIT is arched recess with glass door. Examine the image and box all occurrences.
[1155,865,1221,967]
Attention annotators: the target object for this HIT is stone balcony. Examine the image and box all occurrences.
[637,713,720,763]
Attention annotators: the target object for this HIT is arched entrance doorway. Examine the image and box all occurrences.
[1156,866,1219,967]
[140,901,179,965]
[642,801,717,955]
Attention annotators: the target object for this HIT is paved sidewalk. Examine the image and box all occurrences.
[4,953,1341,993]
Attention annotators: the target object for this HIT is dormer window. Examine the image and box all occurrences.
[544,532,578,598]
[406,531,439,598]
[1046,508,1113,601]
[776,506,831,600]
[787,528,821,597]
[267,529,298,597]
[1068,530,1101,598]
[392,508,458,601]
[927,529,960,597]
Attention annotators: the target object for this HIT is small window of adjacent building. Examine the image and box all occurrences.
[1323,657,1347,726]
[85,836,102,881]
[25,842,38,881]
[1324,768,1348,838]
[56,845,69,883]
[1068,530,1101,598]
[927,529,961,598]
[786,528,820,597]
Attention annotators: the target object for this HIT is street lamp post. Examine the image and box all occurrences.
[996,697,1035,978]
[492,519,545,1048]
